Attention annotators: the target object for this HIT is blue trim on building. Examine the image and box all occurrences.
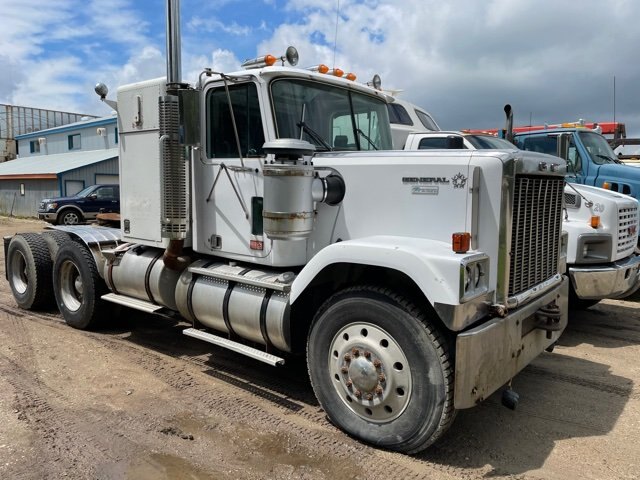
[16,117,117,140]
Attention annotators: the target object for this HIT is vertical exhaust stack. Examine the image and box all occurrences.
[504,104,514,144]
[166,0,182,88]
[161,0,190,270]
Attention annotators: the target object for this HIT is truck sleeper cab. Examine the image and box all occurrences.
[5,62,568,454]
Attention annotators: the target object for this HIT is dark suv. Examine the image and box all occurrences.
[38,184,120,225]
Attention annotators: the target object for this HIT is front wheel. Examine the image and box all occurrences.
[57,209,83,225]
[307,287,455,454]
[53,242,108,329]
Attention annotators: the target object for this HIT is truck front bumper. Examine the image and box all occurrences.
[37,212,57,222]
[568,255,640,300]
[454,276,568,409]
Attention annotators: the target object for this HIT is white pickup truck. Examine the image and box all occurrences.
[405,131,640,309]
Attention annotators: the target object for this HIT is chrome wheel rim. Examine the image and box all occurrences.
[59,259,83,312]
[10,250,28,295]
[63,212,79,225]
[328,322,412,423]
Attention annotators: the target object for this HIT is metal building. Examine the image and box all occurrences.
[0,149,118,217]
[0,104,97,162]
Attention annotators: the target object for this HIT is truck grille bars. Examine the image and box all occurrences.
[509,175,564,297]
[618,206,639,255]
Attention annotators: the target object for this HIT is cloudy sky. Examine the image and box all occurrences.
[1,0,639,134]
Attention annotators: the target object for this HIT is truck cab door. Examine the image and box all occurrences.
[192,80,270,259]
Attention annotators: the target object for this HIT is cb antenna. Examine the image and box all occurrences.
[333,0,340,68]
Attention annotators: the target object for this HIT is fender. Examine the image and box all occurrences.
[55,204,85,216]
[291,235,482,310]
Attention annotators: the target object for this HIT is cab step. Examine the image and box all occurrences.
[182,328,285,366]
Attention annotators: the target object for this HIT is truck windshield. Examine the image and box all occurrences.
[578,131,619,165]
[271,79,393,151]
[75,186,96,197]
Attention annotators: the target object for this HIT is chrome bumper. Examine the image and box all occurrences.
[568,255,640,300]
[454,276,568,409]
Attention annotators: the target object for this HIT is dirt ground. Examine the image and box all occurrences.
[0,216,639,480]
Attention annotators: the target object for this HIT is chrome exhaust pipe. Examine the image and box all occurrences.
[504,104,514,143]
[166,0,182,87]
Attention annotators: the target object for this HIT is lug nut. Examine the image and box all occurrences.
[344,353,351,362]
[364,351,371,359]
[354,390,362,398]
[373,359,382,368]
[378,374,386,382]
[341,366,348,374]
[375,386,383,395]
[346,380,353,388]
[352,348,360,357]
[366,393,374,401]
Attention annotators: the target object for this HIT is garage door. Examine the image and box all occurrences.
[65,180,85,196]
[95,174,119,185]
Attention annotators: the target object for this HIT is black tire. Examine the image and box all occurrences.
[307,286,455,454]
[568,282,601,310]
[6,233,54,310]
[57,209,83,225]
[41,230,72,261]
[53,242,108,330]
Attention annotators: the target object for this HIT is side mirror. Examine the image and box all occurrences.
[88,193,97,200]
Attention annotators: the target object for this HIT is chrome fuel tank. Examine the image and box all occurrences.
[175,260,291,352]
[106,246,182,310]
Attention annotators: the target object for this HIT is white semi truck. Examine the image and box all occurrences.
[404,130,640,309]
[4,1,569,453]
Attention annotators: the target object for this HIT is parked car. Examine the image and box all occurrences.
[38,184,120,225]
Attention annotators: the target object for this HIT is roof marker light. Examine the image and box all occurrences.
[309,64,330,74]
[329,68,344,77]
[241,54,277,69]
[345,72,357,81]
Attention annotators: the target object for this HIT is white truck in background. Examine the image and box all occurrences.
[404,130,640,309]
[4,0,570,453]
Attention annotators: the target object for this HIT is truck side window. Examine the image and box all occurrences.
[415,110,438,131]
[567,139,582,173]
[387,104,413,126]
[418,137,450,149]
[207,83,265,158]
[522,136,557,155]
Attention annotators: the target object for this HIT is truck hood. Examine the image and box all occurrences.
[41,195,82,203]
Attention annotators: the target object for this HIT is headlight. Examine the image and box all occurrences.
[46,202,58,210]
[460,255,489,302]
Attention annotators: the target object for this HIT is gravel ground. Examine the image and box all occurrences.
[0,216,639,480]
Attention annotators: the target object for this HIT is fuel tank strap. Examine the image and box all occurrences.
[188,260,217,326]
[259,289,274,349]
[143,251,164,305]
[222,268,252,338]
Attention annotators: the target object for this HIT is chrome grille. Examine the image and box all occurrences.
[617,205,639,255]
[509,175,564,297]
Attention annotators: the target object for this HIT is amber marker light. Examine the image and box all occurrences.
[330,68,344,77]
[345,72,357,81]
[602,181,611,190]
[264,54,277,66]
[452,232,471,253]
[590,216,601,229]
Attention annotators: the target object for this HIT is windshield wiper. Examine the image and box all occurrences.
[595,154,618,164]
[356,128,378,150]
[297,121,332,151]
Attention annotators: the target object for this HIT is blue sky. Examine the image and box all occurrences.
[2,0,640,135]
